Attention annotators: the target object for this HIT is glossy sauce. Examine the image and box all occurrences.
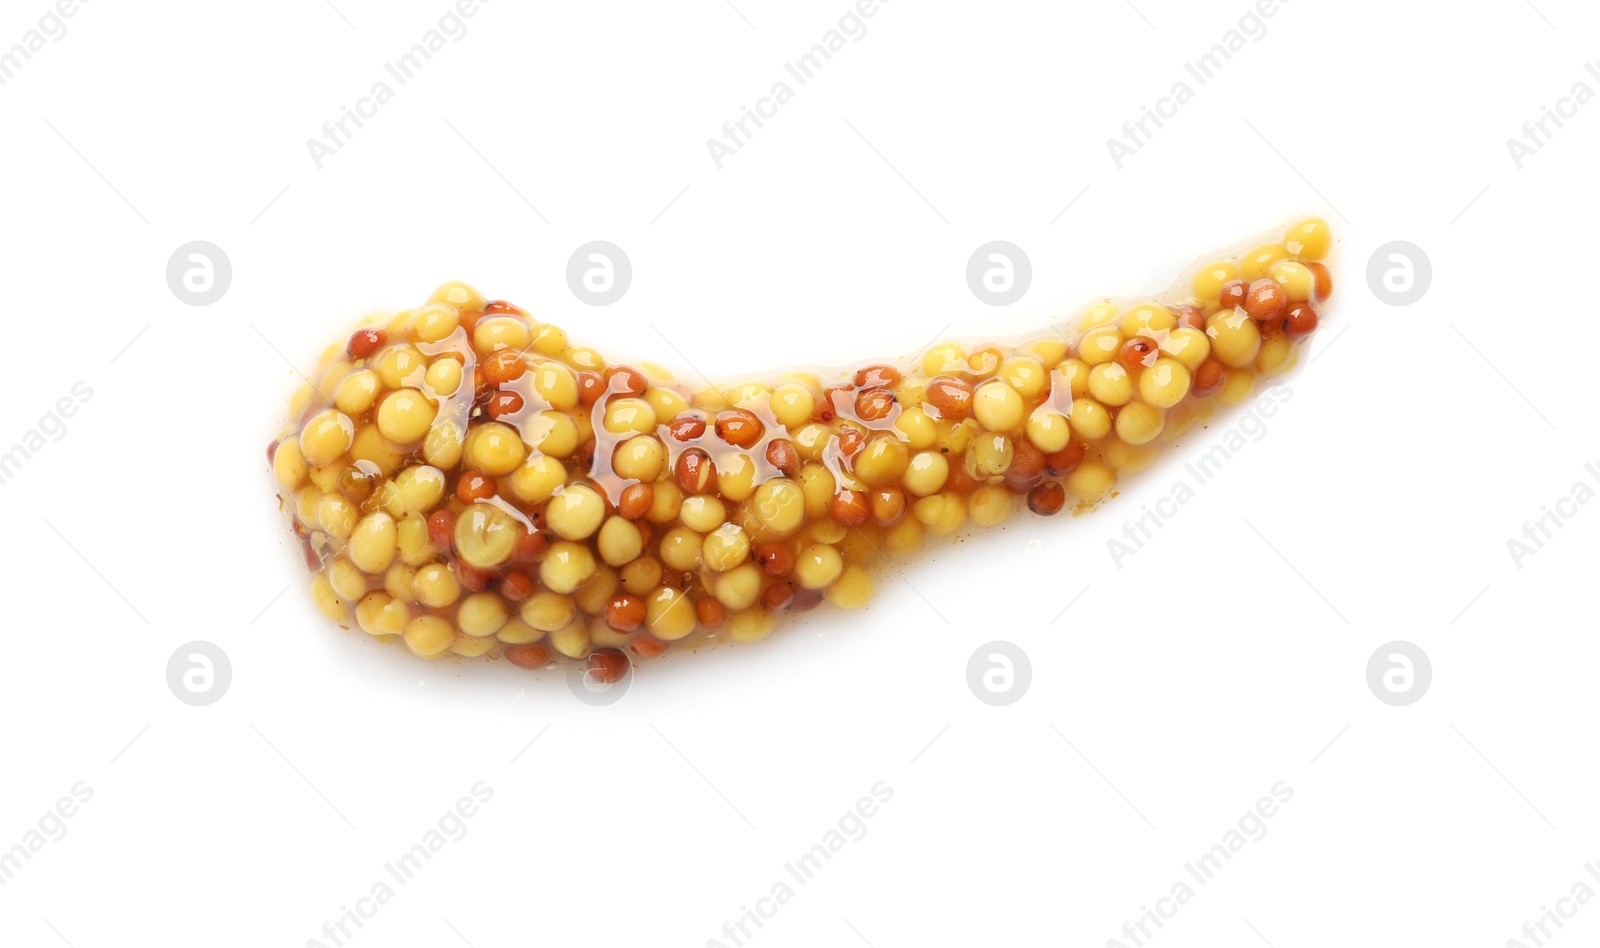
[269,218,1335,679]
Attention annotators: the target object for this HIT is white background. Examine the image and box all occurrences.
[1,0,1596,946]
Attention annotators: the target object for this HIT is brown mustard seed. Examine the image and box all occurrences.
[1173,304,1207,331]
[668,412,708,441]
[696,596,727,630]
[458,564,499,592]
[925,376,974,419]
[577,370,605,406]
[604,594,646,632]
[831,489,869,526]
[1306,261,1334,301]
[855,387,895,421]
[1283,302,1319,338]
[457,471,496,503]
[790,588,823,613]
[481,349,526,384]
[1004,440,1047,493]
[946,463,983,495]
[1218,279,1249,308]
[765,438,800,476]
[631,637,667,659]
[618,482,654,520]
[486,390,524,419]
[837,426,865,459]
[1045,443,1084,477]
[715,409,764,448]
[603,365,649,397]
[512,528,549,564]
[854,364,903,389]
[1244,278,1288,320]
[587,648,630,684]
[427,509,456,549]
[755,542,795,577]
[1118,338,1158,372]
[816,387,850,423]
[1192,359,1226,398]
[761,582,795,611]
[347,328,386,359]
[505,643,552,669]
[501,570,534,602]
[1027,482,1066,516]
[675,448,716,494]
